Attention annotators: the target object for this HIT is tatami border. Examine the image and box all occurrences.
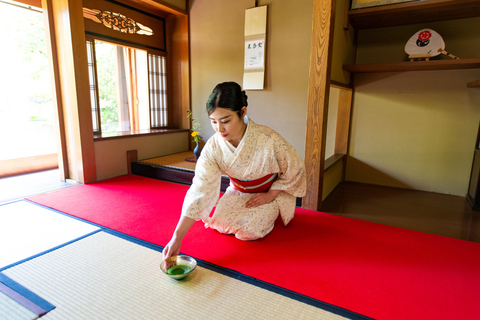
[20,200,372,320]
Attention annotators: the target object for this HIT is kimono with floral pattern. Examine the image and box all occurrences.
[181,118,306,240]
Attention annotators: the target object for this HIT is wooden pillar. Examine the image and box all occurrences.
[303,0,336,211]
[126,150,138,174]
[166,13,190,131]
[42,0,96,183]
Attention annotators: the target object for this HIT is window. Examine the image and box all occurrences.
[86,39,167,135]
[148,53,168,128]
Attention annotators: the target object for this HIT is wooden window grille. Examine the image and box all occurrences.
[148,53,168,128]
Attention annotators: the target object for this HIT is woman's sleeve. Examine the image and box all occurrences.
[181,139,222,221]
[270,135,307,198]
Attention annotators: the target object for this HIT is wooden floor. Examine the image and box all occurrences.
[320,181,480,243]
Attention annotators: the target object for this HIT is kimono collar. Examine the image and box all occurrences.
[225,116,249,154]
[220,117,258,169]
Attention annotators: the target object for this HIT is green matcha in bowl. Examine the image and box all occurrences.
[160,255,197,280]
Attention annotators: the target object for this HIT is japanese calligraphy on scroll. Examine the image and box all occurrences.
[245,40,265,69]
[243,6,267,90]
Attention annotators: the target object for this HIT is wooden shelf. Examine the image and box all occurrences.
[343,58,480,74]
[348,0,480,29]
[468,80,480,88]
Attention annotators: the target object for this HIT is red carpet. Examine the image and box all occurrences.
[27,175,480,320]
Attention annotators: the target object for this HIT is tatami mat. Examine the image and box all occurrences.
[0,291,37,320]
[139,152,228,177]
[0,169,78,204]
[0,201,99,269]
[138,151,197,172]
[3,232,348,320]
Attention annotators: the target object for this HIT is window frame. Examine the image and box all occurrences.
[85,35,169,137]
[86,38,102,134]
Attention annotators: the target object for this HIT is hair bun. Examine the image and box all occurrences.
[242,90,248,107]
[206,82,247,116]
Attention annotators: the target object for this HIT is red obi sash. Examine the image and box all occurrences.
[228,173,278,193]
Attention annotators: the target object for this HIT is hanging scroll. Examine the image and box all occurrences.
[243,5,267,90]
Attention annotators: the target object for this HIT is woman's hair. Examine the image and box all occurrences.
[206,82,248,117]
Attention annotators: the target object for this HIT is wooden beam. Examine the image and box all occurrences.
[467,80,480,88]
[42,0,67,181]
[123,0,188,16]
[343,0,350,30]
[304,0,336,211]
[348,0,480,30]
[344,58,480,73]
[42,0,96,183]
[12,0,41,8]
[0,154,58,178]
[166,14,191,131]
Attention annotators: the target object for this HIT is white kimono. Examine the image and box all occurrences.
[181,118,306,240]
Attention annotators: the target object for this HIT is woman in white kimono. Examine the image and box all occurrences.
[162,82,306,261]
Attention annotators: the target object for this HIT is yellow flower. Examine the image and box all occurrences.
[191,131,198,137]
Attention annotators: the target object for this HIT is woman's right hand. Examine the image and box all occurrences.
[162,236,182,261]
[162,216,195,262]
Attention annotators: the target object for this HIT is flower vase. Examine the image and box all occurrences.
[193,142,202,161]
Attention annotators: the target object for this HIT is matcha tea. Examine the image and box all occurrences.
[167,264,191,275]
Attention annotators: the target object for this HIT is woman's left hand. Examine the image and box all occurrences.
[245,189,282,208]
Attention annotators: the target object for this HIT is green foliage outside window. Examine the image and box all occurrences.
[95,41,120,132]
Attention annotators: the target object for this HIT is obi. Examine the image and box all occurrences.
[228,173,278,193]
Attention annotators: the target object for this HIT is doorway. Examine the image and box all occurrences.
[0,1,58,178]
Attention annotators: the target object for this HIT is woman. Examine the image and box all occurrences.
[162,82,306,260]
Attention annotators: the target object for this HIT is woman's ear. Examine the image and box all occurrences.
[241,106,247,117]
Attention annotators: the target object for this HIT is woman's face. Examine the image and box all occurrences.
[209,106,247,147]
